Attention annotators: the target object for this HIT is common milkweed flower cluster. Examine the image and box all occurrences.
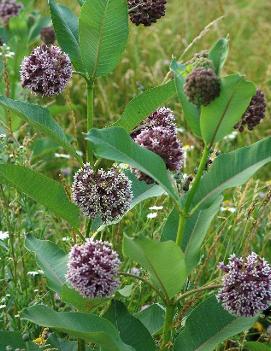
[0,0,23,25]
[132,107,184,183]
[217,252,271,317]
[72,163,133,224]
[66,239,121,298]
[20,45,72,97]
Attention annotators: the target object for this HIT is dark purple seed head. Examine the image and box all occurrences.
[184,68,221,106]
[235,89,266,132]
[128,0,167,26]
[40,26,56,46]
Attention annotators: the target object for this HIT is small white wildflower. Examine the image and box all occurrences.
[220,206,236,213]
[0,305,6,309]
[54,153,70,159]
[224,131,238,141]
[149,205,163,211]
[147,212,157,219]
[0,231,9,240]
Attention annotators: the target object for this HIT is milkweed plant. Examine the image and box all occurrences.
[0,0,270,350]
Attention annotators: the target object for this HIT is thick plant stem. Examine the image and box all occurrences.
[78,339,86,351]
[161,304,176,351]
[176,145,210,247]
[87,81,94,164]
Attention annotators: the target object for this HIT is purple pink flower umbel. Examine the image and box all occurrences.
[66,239,121,298]
[217,252,271,317]
[20,45,72,97]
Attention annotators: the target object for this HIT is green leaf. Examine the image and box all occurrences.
[245,342,271,351]
[171,60,201,137]
[190,137,271,212]
[123,236,186,299]
[0,96,81,163]
[25,234,68,294]
[0,331,24,350]
[200,74,256,145]
[134,304,165,336]
[208,37,229,75]
[47,334,77,351]
[79,0,128,79]
[86,127,180,204]
[49,0,84,71]
[114,80,176,132]
[0,165,80,228]
[161,198,222,274]
[22,305,134,351]
[183,197,222,274]
[127,171,165,210]
[61,285,104,312]
[174,296,257,351]
[104,300,155,351]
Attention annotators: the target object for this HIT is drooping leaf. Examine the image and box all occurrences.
[123,236,186,299]
[47,334,77,351]
[49,0,84,71]
[134,304,165,336]
[104,300,155,351]
[114,80,176,132]
[245,342,271,351]
[190,137,271,212]
[161,197,222,274]
[25,234,68,294]
[0,165,80,228]
[21,305,134,351]
[127,171,165,210]
[174,296,257,351]
[200,74,256,145]
[171,59,201,137]
[86,127,180,203]
[208,37,229,75]
[182,196,222,274]
[0,96,81,163]
[79,0,128,79]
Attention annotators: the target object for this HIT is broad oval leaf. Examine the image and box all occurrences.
[123,235,186,299]
[245,342,271,351]
[200,74,256,145]
[79,0,128,79]
[25,234,68,294]
[49,0,84,71]
[208,37,229,75]
[0,96,81,163]
[170,60,201,137]
[0,331,25,349]
[174,296,257,351]
[114,80,176,132]
[21,305,134,351]
[134,304,165,336]
[86,127,180,204]
[0,165,80,228]
[104,300,156,351]
[190,136,271,212]
[161,197,222,274]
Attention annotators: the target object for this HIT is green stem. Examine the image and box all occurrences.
[78,339,86,351]
[87,81,94,164]
[161,304,176,351]
[176,145,210,247]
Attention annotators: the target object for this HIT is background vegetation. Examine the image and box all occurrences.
[0,0,271,347]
